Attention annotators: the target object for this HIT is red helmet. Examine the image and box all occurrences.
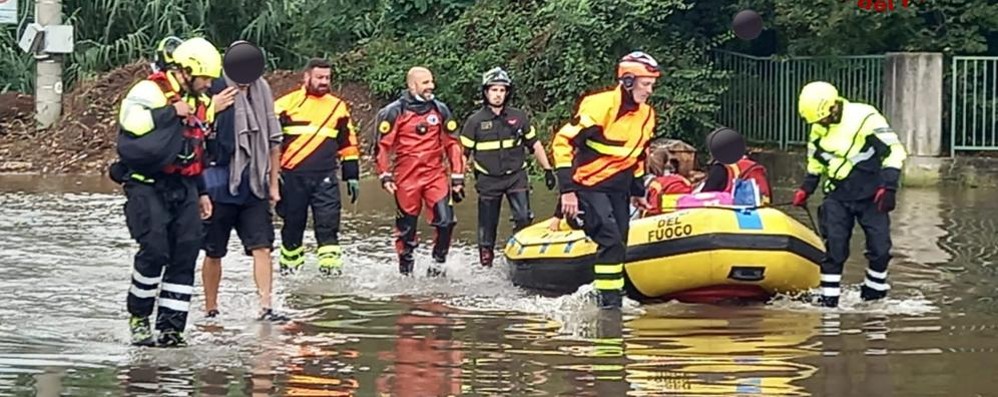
[617,51,661,79]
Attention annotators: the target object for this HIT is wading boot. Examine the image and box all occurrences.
[427,252,447,278]
[279,244,305,276]
[479,247,495,268]
[129,316,155,347]
[860,285,887,302]
[819,295,840,308]
[399,256,414,276]
[597,291,623,310]
[317,245,343,276]
[157,330,187,348]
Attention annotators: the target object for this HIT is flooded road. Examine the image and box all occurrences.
[1,173,997,396]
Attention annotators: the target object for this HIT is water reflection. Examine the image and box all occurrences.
[626,305,819,396]
[376,300,464,396]
[4,175,998,396]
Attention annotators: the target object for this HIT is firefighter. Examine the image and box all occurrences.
[699,127,772,206]
[112,37,220,347]
[552,51,660,309]
[375,66,465,277]
[273,58,361,276]
[792,81,908,307]
[150,36,183,73]
[460,67,556,267]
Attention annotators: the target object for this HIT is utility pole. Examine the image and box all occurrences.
[34,0,63,129]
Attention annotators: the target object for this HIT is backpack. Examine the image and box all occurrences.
[730,162,771,207]
[115,75,187,175]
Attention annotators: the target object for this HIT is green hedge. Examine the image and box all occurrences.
[2,0,996,149]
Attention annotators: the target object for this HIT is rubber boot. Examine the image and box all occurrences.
[479,247,495,267]
[819,295,840,308]
[860,286,887,302]
[279,244,305,276]
[157,330,187,348]
[399,256,414,276]
[317,245,343,276]
[598,290,623,310]
[129,316,154,347]
[427,253,446,278]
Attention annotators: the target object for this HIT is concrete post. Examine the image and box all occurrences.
[34,0,63,129]
[882,52,944,186]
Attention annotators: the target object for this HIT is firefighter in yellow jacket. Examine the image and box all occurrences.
[792,81,908,308]
[552,51,660,309]
[273,58,361,276]
[112,37,220,347]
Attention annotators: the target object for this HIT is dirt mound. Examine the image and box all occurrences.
[0,62,387,174]
[0,92,33,130]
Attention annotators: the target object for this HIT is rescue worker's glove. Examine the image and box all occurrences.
[793,173,820,207]
[791,189,809,207]
[379,174,394,189]
[544,169,556,190]
[874,187,896,213]
[346,179,360,204]
[451,174,465,203]
[876,167,900,213]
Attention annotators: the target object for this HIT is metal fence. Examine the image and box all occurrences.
[950,56,998,156]
[713,50,885,150]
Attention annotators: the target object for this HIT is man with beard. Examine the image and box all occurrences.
[552,51,660,309]
[273,58,361,276]
[112,37,219,346]
[460,67,555,267]
[375,66,465,276]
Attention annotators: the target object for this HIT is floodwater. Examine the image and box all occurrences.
[1,171,996,397]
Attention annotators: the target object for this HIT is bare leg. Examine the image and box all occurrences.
[252,248,273,311]
[202,257,222,313]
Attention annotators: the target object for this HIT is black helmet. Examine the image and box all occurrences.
[153,36,184,72]
[481,67,513,105]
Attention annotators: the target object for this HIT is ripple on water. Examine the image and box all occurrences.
[5,184,998,396]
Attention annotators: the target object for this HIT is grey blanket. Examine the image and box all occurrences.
[223,74,282,199]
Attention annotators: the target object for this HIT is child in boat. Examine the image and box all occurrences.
[698,127,772,207]
[643,157,694,216]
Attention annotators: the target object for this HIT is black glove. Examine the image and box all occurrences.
[544,169,556,190]
[874,187,896,213]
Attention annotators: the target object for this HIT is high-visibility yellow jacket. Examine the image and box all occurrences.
[551,86,655,197]
[274,87,360,179]
[801,100,907,200]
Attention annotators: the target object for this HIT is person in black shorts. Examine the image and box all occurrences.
[200,41,288,322]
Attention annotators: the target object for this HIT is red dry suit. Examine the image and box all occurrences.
[374,91,465,274]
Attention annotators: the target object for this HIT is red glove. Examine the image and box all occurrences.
[874,187,896,212]
[792,189,809,207]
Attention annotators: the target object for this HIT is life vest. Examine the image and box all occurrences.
[148,71,208,177]
[646,174,693,215]
[724,157,771,206]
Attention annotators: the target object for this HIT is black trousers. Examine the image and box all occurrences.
[276,171,342,268]
[475,170,533,250]
[817,197,892,303]
[577,190,630,294]
[123,176,201,333]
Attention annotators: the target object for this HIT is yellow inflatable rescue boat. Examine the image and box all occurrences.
[504,206,824,303]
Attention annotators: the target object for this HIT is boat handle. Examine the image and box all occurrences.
[728,266,765,282]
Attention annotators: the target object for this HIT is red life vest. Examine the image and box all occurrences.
[147,71,208,177]
[646,174,693,215]
[724,157,772,204]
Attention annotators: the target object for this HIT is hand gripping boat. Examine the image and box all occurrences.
[503,205,824,303]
